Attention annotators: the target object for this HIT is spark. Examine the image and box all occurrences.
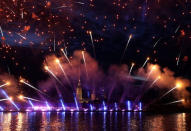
[82,51,88,79]
[0,81,10,88]
[0,26,4,37]
[120,34,133,62]
[146,65,156,80]
[160,81,183,99]
[129,62,135,75]
[20,79,46,95]
[176,52,181,67]
[55,59,71,85]
[153,38,161,48]
[75,2,85,5]
[16,33,26,40]
[142,57,150,68]
[61,48,71,65]
[44,66,63,85]
[164,99,184,105]
[89,31,96,58]
[0,98,9,102]
[18,95,40,101]
[175,25,180,33]
[150,76,161,87]
[54,5,67,9]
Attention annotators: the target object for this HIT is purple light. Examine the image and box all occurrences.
[139,102,142,111]
[1,90,20,111]
[45,101,51,110]
[0,105,4,111]
[127,100,131,111]
[102,101,107,111]
[90,104,93,111]
[60,99,66,111]
[114,102,118,110]
[28,100,34,108]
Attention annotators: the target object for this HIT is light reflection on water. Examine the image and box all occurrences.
[0,112,190,131]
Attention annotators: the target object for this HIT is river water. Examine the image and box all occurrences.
[0,112,190,131]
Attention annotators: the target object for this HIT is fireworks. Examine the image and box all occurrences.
[129,62,135,76]
[44,66,62,85]
[160,81,183,99]
[61,48,71,66]
[142,57,150,68]
[20,79,46,95]
[0,81,10,88]
[18,95,40,102]
[1,90,19,111]
[120,34,133,62]
[0,0,190,112]
[55,59,71,85]
[164,99,185,105]
[82,51,88,79]
[150,76,161,87]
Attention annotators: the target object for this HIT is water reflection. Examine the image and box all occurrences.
[0,112,190,131]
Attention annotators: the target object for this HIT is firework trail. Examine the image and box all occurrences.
[0,82,10,88]
[82,51,89,79]
[120,34,132,62]
[20,79,46,95]
[153,38,161,48]
[16,33,26,40]
[89,31,96,58]
[44,66,63,85]
[55,59,71,85]
[142,57,150,68]
[164,99,184,105]
[61,49,72,66]
[175,25,180,33]
[129,63,135,76]
[149,76,161,87]
[160,82,182,99]
[176,52,181,67]
[0,26,4,37]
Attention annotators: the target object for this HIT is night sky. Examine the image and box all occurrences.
[0,0,191,100]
